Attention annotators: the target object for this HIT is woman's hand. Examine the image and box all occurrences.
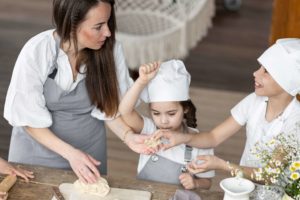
[125,132,157,155]
[0,192,8,200]
[138,61,160,84]
[153,130,190,151]
[187,155,226,174]
[66,149,101,184]
[0,158,34,182]
[179,173,197,190]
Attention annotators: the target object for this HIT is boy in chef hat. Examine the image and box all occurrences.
[119,59,214,189]
[152,38,300,181]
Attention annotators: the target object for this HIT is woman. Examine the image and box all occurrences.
[4,0,151,184]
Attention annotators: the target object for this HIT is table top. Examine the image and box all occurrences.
[0,164,223,200]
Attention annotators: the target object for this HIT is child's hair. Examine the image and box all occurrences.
[180,100,197,128]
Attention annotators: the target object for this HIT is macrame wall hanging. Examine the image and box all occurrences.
[115,0,215,69]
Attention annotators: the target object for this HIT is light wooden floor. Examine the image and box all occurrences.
[0,0,272,195]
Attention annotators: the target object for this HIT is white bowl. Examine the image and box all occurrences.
[220,177,255,200]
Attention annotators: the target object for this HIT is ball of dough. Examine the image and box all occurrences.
[73,177,110,197]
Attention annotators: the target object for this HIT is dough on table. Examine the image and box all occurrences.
[73,177,110,197]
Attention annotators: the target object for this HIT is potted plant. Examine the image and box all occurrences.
[250,126,300,200]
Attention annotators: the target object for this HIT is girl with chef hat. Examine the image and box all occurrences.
[119,59,215,189]
[153,38,300,180]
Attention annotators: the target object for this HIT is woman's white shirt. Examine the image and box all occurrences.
[4,29,133,128]
[138,116,215,178]
[231,92,300,167]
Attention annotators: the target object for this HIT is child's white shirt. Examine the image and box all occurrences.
[138,116,215,178]
[231,92,300,167]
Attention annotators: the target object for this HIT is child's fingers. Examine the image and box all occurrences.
[188,159,209,173]
[179,173,189,180]
[160,144,173,151]
[152,129,169,140]
[154,61,161,70]
[179,174,193,189]
[143,63,153,73]
[140,65,147,74]
[144,64,151,73]
[187,165,204,174]
[144,62,160,73]
[189,160,204,170]
[0,192,8,200]
[194,155,208,164]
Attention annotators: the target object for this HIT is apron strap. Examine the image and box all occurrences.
[48,33,61,79]
[183,123,193,162]
[184,145,193,163]
[182,123,193,172]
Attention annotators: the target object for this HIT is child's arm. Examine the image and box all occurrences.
[179,173,212,190]
[119,62,160,133]
[187,155,264,184]
[155,116,242,150]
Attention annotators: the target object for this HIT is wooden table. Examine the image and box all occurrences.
[0,164,223,200]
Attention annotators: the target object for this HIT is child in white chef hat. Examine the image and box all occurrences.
[119,59,214,189]
[153,38,300,181]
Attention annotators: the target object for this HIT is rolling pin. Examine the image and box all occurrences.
[0,174,17,192]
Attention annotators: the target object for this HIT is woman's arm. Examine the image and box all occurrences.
[25,127,100,184]
[155,116,242,150]
[105,116,155,154]
[119,62,160,133]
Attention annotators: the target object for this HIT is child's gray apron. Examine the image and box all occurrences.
[137,124,193,185]
[8,38,107,174]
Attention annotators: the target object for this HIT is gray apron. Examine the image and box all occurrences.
[8,37,107,174]
[137,124,192,185]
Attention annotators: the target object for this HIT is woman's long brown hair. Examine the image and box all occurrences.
[53,0,119,117]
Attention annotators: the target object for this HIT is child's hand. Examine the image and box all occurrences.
[125,132,157,155]
[0,192,8,200]
[187,155,224,174]
[179,173,196,190]
[0,158,34,182]
[153,129,188,151]
[138,61,160,84]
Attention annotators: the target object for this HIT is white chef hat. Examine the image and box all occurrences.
[257,38,300,96]
[140,59,191,103]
